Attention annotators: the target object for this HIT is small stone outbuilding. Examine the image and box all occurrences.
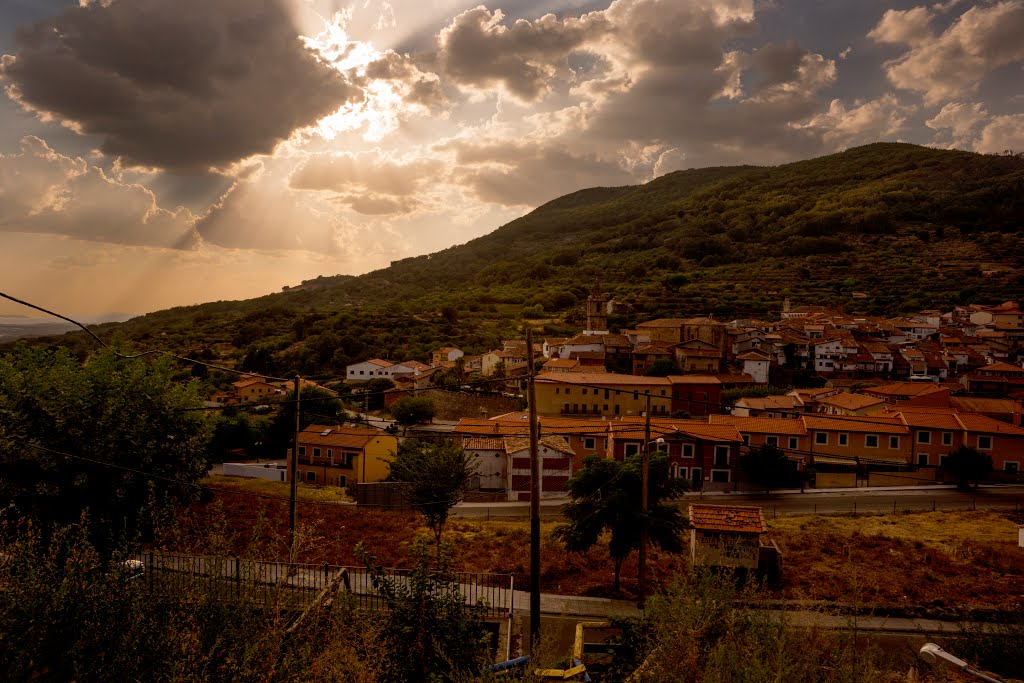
[689,504,778,580]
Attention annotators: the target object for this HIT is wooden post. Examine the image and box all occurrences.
[638,391,651,609]
[526,327,541,650]
[289,376,300,555]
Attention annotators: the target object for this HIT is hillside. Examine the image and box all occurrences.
[18,143,1024,378]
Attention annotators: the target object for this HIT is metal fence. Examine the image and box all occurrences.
[132,551,514,619]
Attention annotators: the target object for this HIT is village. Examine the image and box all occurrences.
[211,285,1024,501]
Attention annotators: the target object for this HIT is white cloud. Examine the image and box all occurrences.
[871,1,1024,105]
[975,114,1024,154]
[797,95,913,147]
[0,136,197,248]
[925,101,989,146]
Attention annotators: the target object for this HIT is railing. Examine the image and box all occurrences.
[134,551,514,620]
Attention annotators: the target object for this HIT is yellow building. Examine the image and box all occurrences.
[534,373,672,418]
[290,424,397,487]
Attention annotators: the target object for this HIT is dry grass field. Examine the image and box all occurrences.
[164,478,1024,613]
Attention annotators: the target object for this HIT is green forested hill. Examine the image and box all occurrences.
[21,143,1024,379]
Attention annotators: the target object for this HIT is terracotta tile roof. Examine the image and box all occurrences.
[803,415,908,434]
[666,374,721,384]
[880,409,963,430]
[608,417,743,443]
[536,373,670,386]
[863,382,946,397]
[950,397,1022,414]
[734,395,801,411]
[709,415,808,436]
[956,413,1024,435]
[463,437,505,450]
[977,361,1024,375]
[817,393,886,411]
[689,505,767,533]
[637,318,689,328]
[543,358,581,368]
[736,349,772,361]
[366,358,393,367]
[298,424,389,449]
[504,435,575,455]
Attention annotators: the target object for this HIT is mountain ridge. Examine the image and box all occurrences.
[10,142,1024,378]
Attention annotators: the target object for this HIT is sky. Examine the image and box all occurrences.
[1,0,1023,318]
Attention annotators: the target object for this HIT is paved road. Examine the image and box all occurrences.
[454,485,1024,519]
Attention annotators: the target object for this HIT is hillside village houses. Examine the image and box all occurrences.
[221,294,1023,495]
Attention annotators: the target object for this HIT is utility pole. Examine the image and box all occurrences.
[289,375,300,555]
[526,327,541,650]
[638,391,651,609]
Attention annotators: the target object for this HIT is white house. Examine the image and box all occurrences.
[462,437,507,492]
[346,358,395,380]
[736,349,771,384]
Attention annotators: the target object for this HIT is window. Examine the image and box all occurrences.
[564,403,570,414]
[977,435,992,450]
[788,437,799,450]
[742,434,750,445]
[555,387,560,395]
[714,445,729,467]
[338,475,348,487]
[624,443,640,457]
[917,453,928,466]
[313,447,321,458]
[889,436,900,449]
[359,370,364,375]
[583,437,596,451]
[306,471,316,482]
[603,404,609,412]
[1006,462,1020,473]
[917,431,931,444]
[572,404,579,414]
[766,436,779,447]
[815,432,828,445]
[865,434,879,448]
[565,388,571,395]
[942,432,952,446]
[582,388,587,395]
[711,469,730,483]
[682,443,695,458]
[838,433,849,447]
[615,404,621,415]
[298,446,306,456]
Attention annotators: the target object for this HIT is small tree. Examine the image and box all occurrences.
[358,539,490,683]
[554,452,688,592]
[389,396,435,427]
[387,439,478,556]
[740,444,792,494]
[943,445,993,490]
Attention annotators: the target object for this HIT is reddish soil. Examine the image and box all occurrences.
[163,482,1024,613]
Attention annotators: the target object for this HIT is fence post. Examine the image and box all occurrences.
[893,499,897,514]
[972,498,976,511]
[148,551,154,596]
[853,501,857,516]
[933,499,936,511]
[235,557,241,598]
[814,503,817,515]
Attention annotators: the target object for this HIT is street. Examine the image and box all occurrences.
[454,485,1024,519]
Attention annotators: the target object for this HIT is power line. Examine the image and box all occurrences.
[0,290,294,382]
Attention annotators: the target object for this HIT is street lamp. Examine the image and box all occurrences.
[919,643,1004,683]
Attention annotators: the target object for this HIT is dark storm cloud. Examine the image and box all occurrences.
[0,0,359,173]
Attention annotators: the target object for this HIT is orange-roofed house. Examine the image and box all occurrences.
[535,373,673,418]
[291,424,398,487]
[504,435,576,501]
[689,504,769,572]
[817,392,886,417]
[862,382,950,406]
[231,377,281,403]
[608,417,743,490]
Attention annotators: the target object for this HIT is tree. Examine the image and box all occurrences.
[740,444,793,494]
[554,452,688,592]
[943,445,993,490]
[358,539,490,683]
[0,346,212,552]
[266,385,342,457]
[361,377,395,411]
[389,396,435,427]
[387,439,477,556]
[645,359,681,377]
